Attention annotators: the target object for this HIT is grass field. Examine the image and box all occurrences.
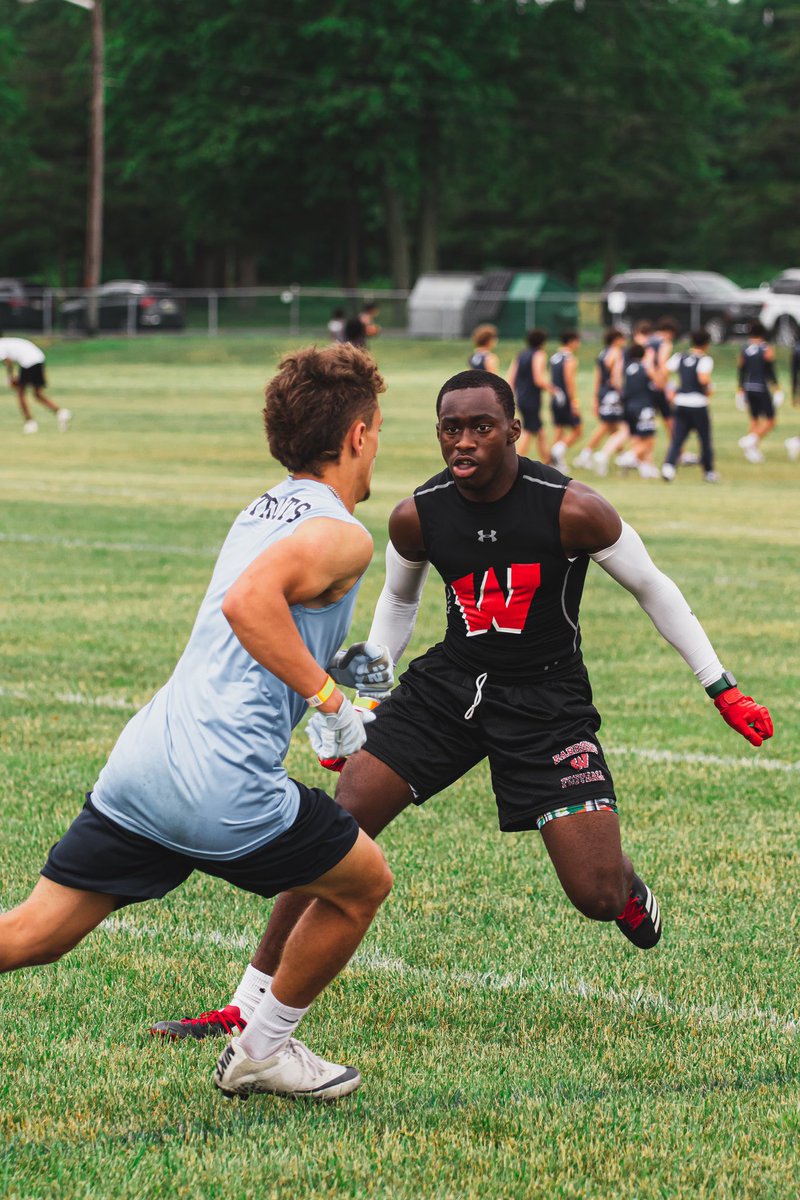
[0,334,798,1199]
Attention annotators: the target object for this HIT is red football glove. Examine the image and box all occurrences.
[714,687,773,747]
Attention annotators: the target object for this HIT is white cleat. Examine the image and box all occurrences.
[661,462,676,482]
[56,408,72,432]
[678,451,700,466]
[638,462,660,479]
[592,451,609,477]
[785,436,800,463]
[571,448,593,470]
[703,471,720,483]
[738,433,757,450]
[214,1037,362,1102]
[615,450,639,472]
[23,419,39,435]
[744,446,764,464]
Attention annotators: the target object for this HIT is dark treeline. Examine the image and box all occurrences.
[2,0,798,290]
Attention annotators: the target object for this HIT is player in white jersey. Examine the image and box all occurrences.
[0,333,71,433]
[0,343,395,1103]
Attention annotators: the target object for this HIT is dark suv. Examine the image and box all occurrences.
[60,280,185,332]
[0,278,47,331]
[602,270,762,343]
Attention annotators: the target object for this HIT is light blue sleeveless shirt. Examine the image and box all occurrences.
[92,479,365,859]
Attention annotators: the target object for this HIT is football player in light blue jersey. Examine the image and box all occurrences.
[0,343,395,1103]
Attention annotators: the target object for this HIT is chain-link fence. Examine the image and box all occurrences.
[6,282,784,344]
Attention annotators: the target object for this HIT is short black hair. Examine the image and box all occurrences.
[749,319,766,338]
[526,328,547,349]
[633,319,653,336]
[436,370,515,419]
[604,327,625,346]
[655,316,680,335]
[690,327,711,348]
[560,330,580,344]
[628,343,646,361]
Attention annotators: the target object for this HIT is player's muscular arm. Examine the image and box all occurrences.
[367,497,430,665]
[223,517,372,710]
[565,356,578,410]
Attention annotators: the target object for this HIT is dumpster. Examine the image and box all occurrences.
[497,272,579,339]
[408,273,482,338]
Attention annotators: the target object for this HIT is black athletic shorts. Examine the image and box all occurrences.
[363,645,615,832]
[41,783,359,909]
[551,400,582,429]
[624,401,657,438]
[517,398,542,434]
[745,388,774,420]
[19,363,46,389]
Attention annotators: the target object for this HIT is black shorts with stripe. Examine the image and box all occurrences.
[362,645,615,832]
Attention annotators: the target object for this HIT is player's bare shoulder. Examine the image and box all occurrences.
[388,496,427,562]
[560,479,622,556]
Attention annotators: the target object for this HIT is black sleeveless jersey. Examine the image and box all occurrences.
[514,349,541,408]
[597,347,615,394]
[676,352,709,396]
[413,458,588,681]
[468,350,490,371]
[741,342,771,391]
[622,361,652,405]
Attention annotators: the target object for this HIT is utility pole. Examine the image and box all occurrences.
[84,0,104,333]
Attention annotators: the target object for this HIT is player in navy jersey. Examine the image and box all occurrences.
[646,318,679,434]
[661,329,717,482]
[549,330,583,470]
[573,327,625,471]
[593,322,656,475]
[737,321,780,463]
[155,370,773,1041]
[468,324,501,374]
[0,344,397,1102]
[506,328,552,460]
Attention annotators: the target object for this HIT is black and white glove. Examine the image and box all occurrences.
[328,640,394,699]
[306,695,377,765]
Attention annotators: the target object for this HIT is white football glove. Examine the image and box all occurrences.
[328,640,394,699]
[735,390,747,411]
[306,694,377,762]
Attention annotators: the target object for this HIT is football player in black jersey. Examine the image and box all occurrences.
[736,320,781,463]
[151,371,773,1042]
[468,325,501,374]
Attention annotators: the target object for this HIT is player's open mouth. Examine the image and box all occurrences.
[451,457,478,476]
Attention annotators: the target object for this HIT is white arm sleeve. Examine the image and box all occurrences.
[590,522,723,686]
[367,542,430,666]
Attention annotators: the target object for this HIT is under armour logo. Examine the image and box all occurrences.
[477,529,497,542]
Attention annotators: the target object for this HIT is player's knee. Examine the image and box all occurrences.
[570,879,626,922]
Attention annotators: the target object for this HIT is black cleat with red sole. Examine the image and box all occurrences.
[150,1004,247,1041]
[615,875,662,949]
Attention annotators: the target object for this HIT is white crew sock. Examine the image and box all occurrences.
[238,985,310,1062]
[229,963,273,1022]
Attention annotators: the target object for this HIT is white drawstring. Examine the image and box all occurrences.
[464,672,488,720]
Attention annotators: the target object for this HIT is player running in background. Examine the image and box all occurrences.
[573,327,625,471]
[661,329,717,483]
[0,343,396,1103]
[737,321,780,463]
[153,369,772,1042]
[0,333,71,434]
[592,322,654,476]
[468,324,501,374]
[647,317,679,436]
[614,343,659,478]
[506,328,552,460]
[549,330,583,470]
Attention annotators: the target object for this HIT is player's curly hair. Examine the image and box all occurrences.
[263,344,385,473]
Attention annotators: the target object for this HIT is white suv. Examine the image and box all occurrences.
[758,271,800,345]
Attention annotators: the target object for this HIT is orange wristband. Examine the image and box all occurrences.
[306,675,336,708]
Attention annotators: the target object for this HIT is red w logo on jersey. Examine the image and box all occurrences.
[570,753,590,770]
[450,563,541,635]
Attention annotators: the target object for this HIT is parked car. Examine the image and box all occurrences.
[0,278,48,331]
[757,270,800,346]
[602,270,762,343]
[60,280,185,332]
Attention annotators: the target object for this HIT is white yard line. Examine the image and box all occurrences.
[2,682,798,773]
[104,915,798,1035]
[0,531,218,557]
